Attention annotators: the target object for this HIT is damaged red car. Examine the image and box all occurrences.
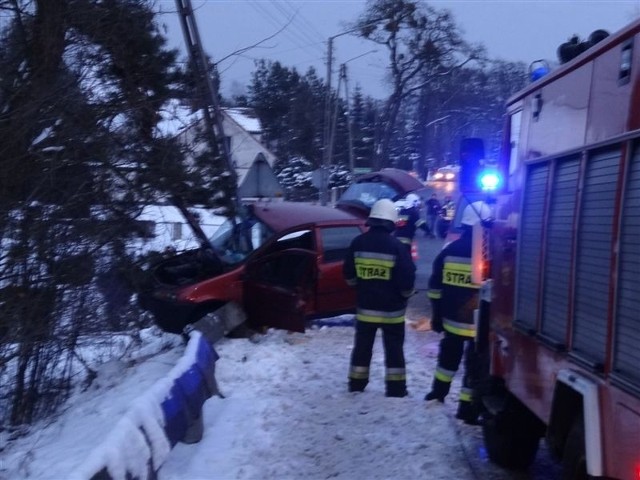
[138,201,366,336]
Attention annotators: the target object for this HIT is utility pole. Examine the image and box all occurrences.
[175,0,239,211]
[320,36,334,206]
[320,22,380,204]
[341,64,355,174]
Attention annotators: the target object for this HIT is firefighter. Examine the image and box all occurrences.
[343,199,416,397]
[424,201,492,424]
[441,196,456,220]
[435,195,456,238]
[394,193,431,253]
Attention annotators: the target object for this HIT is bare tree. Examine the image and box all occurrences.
[352,0,483,170]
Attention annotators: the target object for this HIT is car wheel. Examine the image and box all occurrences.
[482,393,543,470]
[561,414,588,480]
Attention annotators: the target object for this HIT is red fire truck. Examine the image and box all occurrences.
[471,18,640,480]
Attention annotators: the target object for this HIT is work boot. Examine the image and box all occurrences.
[386,388,408,398]
[425,379,449,402]
[456,402,481,425]
[424,391,445,403]
[348,379,367,393]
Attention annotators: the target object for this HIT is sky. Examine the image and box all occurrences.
[154,0,640,99]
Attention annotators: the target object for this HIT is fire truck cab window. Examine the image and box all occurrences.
[619,40,633,85]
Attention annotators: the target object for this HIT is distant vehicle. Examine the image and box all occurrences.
[138,201,365,336]
[336,168,427,218]
[430,165,459,182]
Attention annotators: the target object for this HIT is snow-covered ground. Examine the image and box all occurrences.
[1,315,562,479]
[0,317,476,479]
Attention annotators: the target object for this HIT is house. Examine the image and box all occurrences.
[158,104,282,199]
[138,105,283,253]
[221,108,283,199]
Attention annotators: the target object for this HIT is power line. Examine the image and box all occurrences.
[248,1,323,56]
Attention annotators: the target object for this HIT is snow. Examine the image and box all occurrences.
[224,108,262,134]
[132,205,226,253]
[0,314,495,480]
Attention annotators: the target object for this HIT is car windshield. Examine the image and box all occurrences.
[209,215,274,265]
[339,181,400,208]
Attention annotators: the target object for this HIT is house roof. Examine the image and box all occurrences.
[224,108,262,134]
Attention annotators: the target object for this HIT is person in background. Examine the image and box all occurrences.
[424,201,492,425]
[441,196,455,221]
[425,194,441,239]
[395,193,431,253]
[343,199,416,397]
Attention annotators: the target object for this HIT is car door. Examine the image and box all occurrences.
[315,225,362,315]
[243,248,316,333]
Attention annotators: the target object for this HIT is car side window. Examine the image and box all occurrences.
[320,226,362,263]
[272,229,314,252]
[251,251,313,290]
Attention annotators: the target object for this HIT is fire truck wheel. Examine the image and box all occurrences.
[561,414,588,480]
[482,394,542,470]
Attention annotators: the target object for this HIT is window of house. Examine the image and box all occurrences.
[171,222,182,241]
[136,221,155,239]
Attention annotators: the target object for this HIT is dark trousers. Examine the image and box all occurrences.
[430,331,478,403]
[349,320,407,396]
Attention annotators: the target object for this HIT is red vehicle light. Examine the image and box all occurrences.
[635,463,640,480]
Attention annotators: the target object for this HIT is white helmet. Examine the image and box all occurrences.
[368,198,398,224]
[461,201,492,226]
[405,193,421,209]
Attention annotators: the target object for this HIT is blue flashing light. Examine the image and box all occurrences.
[479,170,502,192]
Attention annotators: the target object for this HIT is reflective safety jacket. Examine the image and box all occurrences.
[343,225,416,323]
[441,201,456,221]
[395,206,429,245]
[427,228,479,337]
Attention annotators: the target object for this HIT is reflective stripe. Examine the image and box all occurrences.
[345,277,357,286]
[443,318,476,337]
[397,237,412,245]
[349,365,369,380]
[354,251,396,262]
[443,258,479,289]
[446,256,471,264]
[459,387,473,402]
[434,366,456,383]
[357,308,405,324]
[385,367,407,381]
[427,289,442,299]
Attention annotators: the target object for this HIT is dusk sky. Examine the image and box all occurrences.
[156,1,640,99]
